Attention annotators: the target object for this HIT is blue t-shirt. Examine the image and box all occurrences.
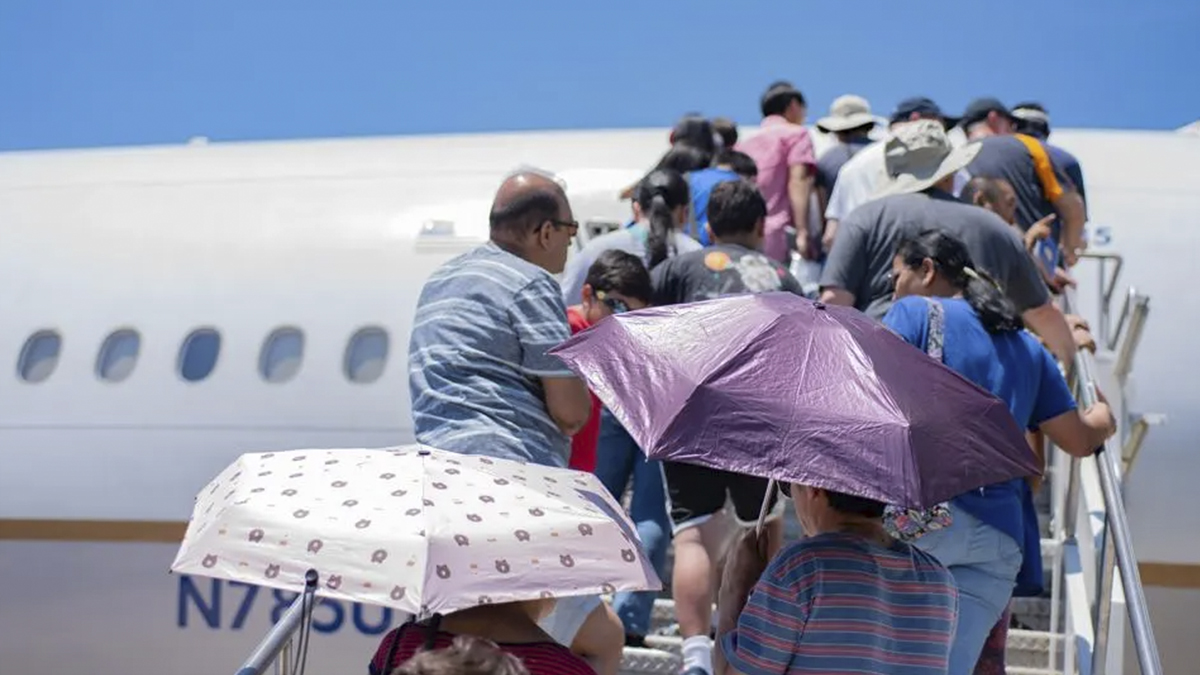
[687,167,742,245]
[408,242,577,467]
[721,533,957,675]
[882,297,1077,553]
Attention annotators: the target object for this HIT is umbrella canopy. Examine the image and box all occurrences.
[550,292,1041,509]
[171,445,661,619]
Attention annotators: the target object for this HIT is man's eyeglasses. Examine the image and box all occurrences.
[595,290,630,314]
[547,218,580,233]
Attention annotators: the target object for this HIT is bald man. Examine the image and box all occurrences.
[407,172,623,673]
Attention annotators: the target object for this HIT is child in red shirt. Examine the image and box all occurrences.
[564,249,653,472]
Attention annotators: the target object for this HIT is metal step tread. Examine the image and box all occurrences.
[620,630,1065,673]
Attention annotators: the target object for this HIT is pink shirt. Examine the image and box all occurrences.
[734,115,817,262]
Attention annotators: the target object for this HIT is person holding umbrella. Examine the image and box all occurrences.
[551,291,1046,675]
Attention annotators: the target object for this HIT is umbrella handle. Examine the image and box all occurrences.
[755,479,778,536]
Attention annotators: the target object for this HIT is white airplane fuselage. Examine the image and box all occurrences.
[1,126,1198,675]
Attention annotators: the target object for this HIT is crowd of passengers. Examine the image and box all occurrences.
[376,82,1117,675]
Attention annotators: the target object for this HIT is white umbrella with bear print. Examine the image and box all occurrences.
[170,444,661,620]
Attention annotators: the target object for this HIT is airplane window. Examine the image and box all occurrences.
[344,326,389,383]
[17,330,62,383]
[259,327,304,383]
[178,328,221,382]
[96,329,141,383]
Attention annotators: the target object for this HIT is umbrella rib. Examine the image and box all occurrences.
[418,448,434,619]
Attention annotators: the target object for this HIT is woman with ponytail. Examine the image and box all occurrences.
[882,228,1117,675]
[560,168,698,305]
[636,169,691,269]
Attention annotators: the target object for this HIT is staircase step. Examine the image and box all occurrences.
[619,629,1065,674]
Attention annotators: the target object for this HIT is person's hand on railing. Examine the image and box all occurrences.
[1084,385,1119,454]
[1067,314,1096,353]
[1046,266,1076,295]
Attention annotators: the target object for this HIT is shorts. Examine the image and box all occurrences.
[537,594,603,647]
[663,461,784,533]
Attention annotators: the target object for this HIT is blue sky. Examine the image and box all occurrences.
[1,0,1196,151]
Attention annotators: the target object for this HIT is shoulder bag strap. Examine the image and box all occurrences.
[922,297,945,362]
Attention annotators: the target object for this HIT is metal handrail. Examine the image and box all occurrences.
[1060,285,1163,675]
[1113,293,1150,383]
[235,570,319,675]
[1076,251,1124,348]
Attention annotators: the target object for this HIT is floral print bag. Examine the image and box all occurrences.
[883,298,955,541]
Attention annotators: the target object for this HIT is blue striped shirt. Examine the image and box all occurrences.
[408,242,576,467]
[721,533,958,674]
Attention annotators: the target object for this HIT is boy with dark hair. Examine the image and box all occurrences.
[565,250,670,649]
[650,178,807,675]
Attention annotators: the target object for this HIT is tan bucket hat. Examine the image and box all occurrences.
[816,94,878,133]
[874,119,982,198]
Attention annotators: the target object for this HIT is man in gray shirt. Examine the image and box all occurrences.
[820,120,1076,363]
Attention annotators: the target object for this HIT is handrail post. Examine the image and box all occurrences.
[235,570,319,675]
[1093,515,1117,675]
[1113,294,1150,382]
[1078,250,1124,348]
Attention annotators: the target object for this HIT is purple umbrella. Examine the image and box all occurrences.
[549,292,1040,510]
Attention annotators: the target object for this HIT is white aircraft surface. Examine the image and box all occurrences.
[0,125,1197,675]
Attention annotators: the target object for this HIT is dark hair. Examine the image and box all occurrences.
[670,114,717,156]
[488,188,563,236]
[712,117,738,148]
[392,635,530,675]
[779,482,885,518]
[959,176,1010,207]
[715,149,758,179]
[761,81,806,118]
[653,144,713,175]
[707,179,766,239]
[895,229,1024,334]
[634,169,690,269]
[585,249,653,304]
[828,490,886,518]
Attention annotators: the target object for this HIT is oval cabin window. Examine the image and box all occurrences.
[17,330,62,383]
[344,326,389,384]
[178,328,221,382]
[96,329,141,382]
[259,327,305,383]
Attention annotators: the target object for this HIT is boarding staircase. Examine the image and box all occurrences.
[238,253,1164,675]
[615,252,1162,675]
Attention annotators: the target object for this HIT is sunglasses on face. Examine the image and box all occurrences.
[595,290,630,314]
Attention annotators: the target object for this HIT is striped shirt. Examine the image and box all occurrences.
[408,242,576,467]
[721,532,958,675]
[369,624,595,675]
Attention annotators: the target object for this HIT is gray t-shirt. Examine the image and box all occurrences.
[560,224,702,305]
[819,190,1050,319]
[966,135,1070,232]
[408,242,576,467]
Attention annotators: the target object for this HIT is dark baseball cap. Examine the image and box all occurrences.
[960,97,1016,128]
[889,96,959,129]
